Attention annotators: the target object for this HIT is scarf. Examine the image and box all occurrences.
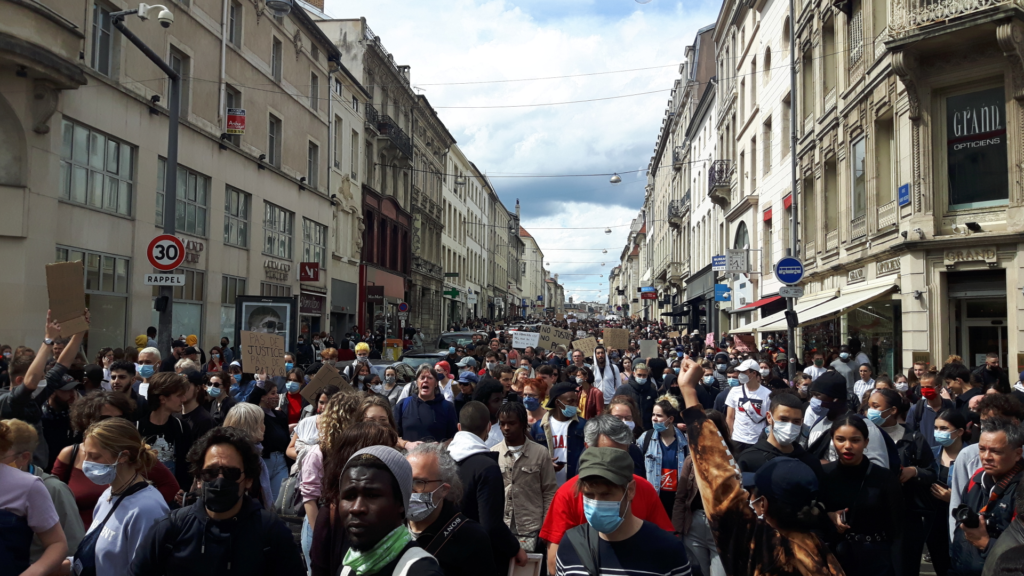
[342,525,411,575]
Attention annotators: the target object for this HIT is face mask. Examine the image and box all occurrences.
[652,421,668,433]
[738,373,750,385]
[203,476,242,513]
[449,347,456,354]
[286,381,300,393]
[866,408,889,426]
[771,421,801,445]
[207,386,222,398]
[2,352,10,359]
[767,340,774,345]
[728,377,740,387]
[759,369,770,377]
[716,364,727,372]
[839,352,850,360]
[385,376,396,384]
[730,359,739,366]
[486,362,496,370]
[799,385,809,395]
[138,365,155,379]
[622,420,636,431]
[814,359,824,367]
[895,381,909,392]
[934,430,956,447]
[673,367,680,374]
[298,340,305,346]
[371,384,385,395]
[523,397,541,411]
[809,397,826,415]
[285,362,294,372]
[233,373,242,383]
[583,494,626,533]
[560,404,578,419]
[921,387,938,400]
[212,354,220,359]
[703,375,715,384]
[407,485,443,522]
[635,377,648,385]
[83,459,119,485]
[576,377,586,385]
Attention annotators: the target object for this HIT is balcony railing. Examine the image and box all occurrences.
[878,200,899,228]
[824,87,836,111]
[709,160,731,190]
[668,198,687,228]
[825,229,839,252]
[851,216,867,241]
[805,239,816,258]
[890,0,1023,36]
[365,102,379,127]
[803,113,814,136]
[376,115,413,158]
[673,147,685,170]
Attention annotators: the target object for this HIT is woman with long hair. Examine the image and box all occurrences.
[619,356,634,385]
[607,394,643,440]
[379,365,404,407]
[512,367,532,394]
[278,367,308,425]
[927,409,967,576]
[285,385,342,462]
[574,365,604,420]
[203,371,237,425]
[71,418,169,574]
[222,402,273,508]
[360,394,398,434]
[206,346,224,372]
[245,379,289,503]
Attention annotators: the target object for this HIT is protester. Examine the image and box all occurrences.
[471,380,505,448]
[203,371,237,425]
[280,367,309,425]
[222,403,274,508]
[394,365,459,443]
[637,395,688,516]
[179,369,216,443]
[725,359,772,452]
[520,377,547,426]
[246,379,290,502]
[380,366,404,406]
[532,381,586,487]
[405,443,497,576]
[736,389,822,479]
[130,426,305,576]
[592,345,620,406]
[138,372,193,489]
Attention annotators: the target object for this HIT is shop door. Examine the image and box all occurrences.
[955,298,1008,369]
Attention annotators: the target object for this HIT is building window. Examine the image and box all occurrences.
[848,0,864,69]
[260,282,291,297]
[268,114,282,167]
[333,117,342,168]
[352,96,358,112]
[851,138,866,219]
[351,130,359,180]
[150,269,205,338]
[875,116,894,206]
[310,72,319,111]
[271,37,282,82]
[225,85,242,146]
[823,17,836,99]
[947,86,1008,209]
[224,186,250,248]
[228,1,242,47]
[91,4,112,76]
[311,44,319,62]
[220,275,246,342]
[56,246,128,353]
[264,202,294,259]
[169,47,191,115]
[781,94,791,157]
[307,141,319,187]
[302,218,327,267]
[763,118,773,173]
[60,119,134,216]
[763,217,773,274]
[157,159,208,237]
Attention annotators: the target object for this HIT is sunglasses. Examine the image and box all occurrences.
[199,465,243,483]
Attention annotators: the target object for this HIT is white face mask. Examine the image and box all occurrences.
[737,373,750,385]
[770,420,802,445]
[622,420,636,431]
[896,381,909,392]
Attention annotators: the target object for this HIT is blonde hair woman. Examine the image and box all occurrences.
[223,403,273,507]
[512,367,531,394]
[72,418,169,574]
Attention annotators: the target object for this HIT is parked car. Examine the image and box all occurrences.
[398,351,447,372]
[435,331,488,352]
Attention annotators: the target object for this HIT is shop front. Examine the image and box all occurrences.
[299,288,326,340]
[360,265,407,338]
[683,265,715,336]
[331,279,358,337]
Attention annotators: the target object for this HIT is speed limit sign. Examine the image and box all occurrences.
[147,235,185,271]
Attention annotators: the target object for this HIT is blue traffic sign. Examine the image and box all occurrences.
[774,257,805,285]
[898,183,910,206]
[711,255,726,271]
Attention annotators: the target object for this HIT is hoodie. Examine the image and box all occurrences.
[591,352,620,405]
[448,431,521,568]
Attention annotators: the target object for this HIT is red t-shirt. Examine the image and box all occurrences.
[538,474,674,544]
[286,393,303,425]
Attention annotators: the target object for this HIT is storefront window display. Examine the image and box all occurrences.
[845,300,901,378]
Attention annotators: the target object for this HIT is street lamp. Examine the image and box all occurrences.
[610,173,622,184]
[265,0,293,17]
[110,3,180,356]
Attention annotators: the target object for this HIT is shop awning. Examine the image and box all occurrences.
[735,295,783,311]
[793,283,899,327]
[730,293,837,334]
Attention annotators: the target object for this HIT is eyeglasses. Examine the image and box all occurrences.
[198,465,243,483]
[412,478,443,491]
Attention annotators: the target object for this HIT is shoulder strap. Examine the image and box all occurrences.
[395,546,435,576]
[94,481,148,533]
[63,443,80,483]
[642,430,654,454]
[564,524,602,576]
[423,512,469,556]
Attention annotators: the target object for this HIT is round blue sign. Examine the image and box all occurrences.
[774,257,804,285]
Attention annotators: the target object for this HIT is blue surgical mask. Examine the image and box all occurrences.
[232,373,242,383]
[727,377,740,387]
[449,347,456,354]
[934,430,956,447]
[285,362,294,371]
[703,375,715,384]
[635,377,647,384]
[82,459,119,485]
[839,352,850,360]
[560,404,578,419]
[286,381,300,393]
[207,385,222,398]
[716,364,728,372]
[138,364,155,379]
[652,421,668,433]
[866,408,888,426]
[809,397,826,415]
[212,354,220,359]
[523,397,541,411]
[583,494,626,533]
[673,367,680,374]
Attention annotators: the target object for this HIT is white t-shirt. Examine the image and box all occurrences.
[485,421,503,449]
[79,485,169,576]
[803,365,828,381]
[725,384,772,444]
[549,417,571,487]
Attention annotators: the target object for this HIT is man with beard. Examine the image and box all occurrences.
[973,352,1010,392]
[591,345,619,407]
[41,368,80,471]
[108,360,149,420]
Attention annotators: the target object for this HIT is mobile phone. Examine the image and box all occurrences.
[839,510,847,524]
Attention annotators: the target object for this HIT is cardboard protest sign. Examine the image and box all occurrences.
[45,262,89,337]
[537,325,573,349]
[603,328,629,351]
[576,330,588,339]
[556,313,564,321]
[733,334,756,352]
[512,331,541,349]
[572,337,598,359]
[567,318,577,324]
[240,330,286,377]
[508,553,543,576]
[668,331,680,338]
[639,340,658,360]
[303,362,354,403]
[705,332,715,347]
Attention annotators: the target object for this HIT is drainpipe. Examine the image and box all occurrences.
[218,0,227,123]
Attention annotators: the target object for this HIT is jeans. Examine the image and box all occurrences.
[264,451,288,503]
[301,515,313,575]
[684,510,725,576]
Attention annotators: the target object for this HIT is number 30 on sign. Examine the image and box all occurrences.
[148,235,186,271]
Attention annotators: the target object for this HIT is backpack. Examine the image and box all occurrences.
[564,523,604,575]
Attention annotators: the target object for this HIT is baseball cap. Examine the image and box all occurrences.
[577,447,633,487]
[776,353,788,362]
[456,357,477,368]
[458,372,480,385]
[184,346,198,356]
[346,446,412,510]
[57,373,81,391]
[754,457,819,508]
[736,359,760,373]
[546,381,577,409]
[83,364,104,386]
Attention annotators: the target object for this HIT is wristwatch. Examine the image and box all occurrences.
[43,338,54,346]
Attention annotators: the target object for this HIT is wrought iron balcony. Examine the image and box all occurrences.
[365,103,379,130]
[889,0,1023,37]
[668,196,689,228]
[672,146,685,171]
[709,160,731,190]
[376,115,413,159]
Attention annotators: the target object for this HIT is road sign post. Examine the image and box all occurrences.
[773,256,804,382]
[773,257,805,285]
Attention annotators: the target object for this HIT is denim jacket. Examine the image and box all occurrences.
[638,428,689,494]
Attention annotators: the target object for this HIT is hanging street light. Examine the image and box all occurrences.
[610,173,622,184]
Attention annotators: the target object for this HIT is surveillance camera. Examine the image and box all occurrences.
[158,8,173,27]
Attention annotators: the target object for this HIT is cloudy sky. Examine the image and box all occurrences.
[323,0,722,303]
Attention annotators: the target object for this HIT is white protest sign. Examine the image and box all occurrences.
[511,331,541,349]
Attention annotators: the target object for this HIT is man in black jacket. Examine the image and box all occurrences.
[130,427,306,576]
[613,362,659,430]
[406,442,497,576]
[737,389,823,482]
[446,401,527,571]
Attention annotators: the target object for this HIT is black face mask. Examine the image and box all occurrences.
[203,477,242,513]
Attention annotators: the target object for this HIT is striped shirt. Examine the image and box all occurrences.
[555,521,691,576]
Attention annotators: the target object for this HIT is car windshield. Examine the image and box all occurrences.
[400,356,441,371]
[437,334,476,349]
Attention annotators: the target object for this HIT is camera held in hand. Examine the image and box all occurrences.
[952,504,980,529]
